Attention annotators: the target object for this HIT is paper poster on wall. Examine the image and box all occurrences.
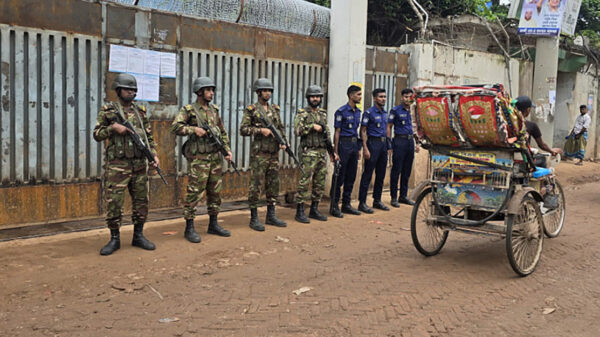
[132,74,160,102]
[518,0,567,36]
[144,50,162,77]
[160,53,177,78]
[108,45,129,73]
[109,44,176,78]
[588,94,594,111]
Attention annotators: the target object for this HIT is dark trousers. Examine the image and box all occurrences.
[333,140,360,205]
[390,137,414,200]
[358,140,387,203]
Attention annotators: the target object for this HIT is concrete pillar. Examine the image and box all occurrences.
[325,0,368,196]
[326,0,368,121]
[531,37,559,146]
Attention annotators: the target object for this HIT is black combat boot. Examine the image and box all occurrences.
[342,202,361,215]
[100,228,121,256]
[207,214,231,237]
[295,203,310,223]
[131,223,156,250]
[249,208,265,232]
[265,204,287,227]
[329,202,344,218]
[184,219,201,243]
[358,202,374,214]
[390,198,401,208]
[309,202,327,221]
[373,200,390,211]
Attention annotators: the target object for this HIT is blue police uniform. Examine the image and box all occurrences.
[388,104,415,201]
[333,103,361,205]
[358,105,388,203]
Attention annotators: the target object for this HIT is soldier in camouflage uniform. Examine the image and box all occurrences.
[240,78,288,231]
[93,73,158,256]
[171,77,233,243]
[293,85,339,223]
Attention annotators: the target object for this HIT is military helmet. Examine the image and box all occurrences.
[253,78,274,91]
[112,73,138,91]
[193,77,216,93]
[305,85,324,97]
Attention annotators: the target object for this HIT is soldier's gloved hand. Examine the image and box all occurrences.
[194,127,207,137]
[111,123,132,135]
[260,128,272,137]
[313,124,323,133]
[225,151,233,161]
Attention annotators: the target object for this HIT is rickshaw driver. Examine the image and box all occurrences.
[514,96,562,158]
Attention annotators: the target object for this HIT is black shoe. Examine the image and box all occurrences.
[249,208,265,232]
[184,219,202,243]
[207,214,231,237]
[390,198,401,208]
[342,203,361,215]
[373,200,390,211]
[398,197,415,206]
[295,203,310,223]
[100,228,120,256]
[309,202,327,221]
[329,203,344,218]
[131,224,156,251]
[265,204,287,227]
[358,202,374,214]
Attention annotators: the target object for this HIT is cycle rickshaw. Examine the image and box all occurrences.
[409,85,566,276]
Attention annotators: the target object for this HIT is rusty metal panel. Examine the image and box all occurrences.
[374,50,397,73]
[397,53,409,75]
[150,12,179,47]
[180,18,255,55]
[106,5,136,41]
[0,25,104,185]
[0,0,102,37]
[366,48,375,72]
[265,33,327,64]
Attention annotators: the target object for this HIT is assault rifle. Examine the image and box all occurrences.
[114,111,168,185]
[200,121,241,176]
[256,113,305,174]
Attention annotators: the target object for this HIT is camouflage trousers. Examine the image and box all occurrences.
[104,158,149,230]
[184,152,224,219]
[296,148,327,204]
[248,151,280,208]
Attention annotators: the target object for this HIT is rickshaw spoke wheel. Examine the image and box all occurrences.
[543,180,566,238]
[506,197,544,277]
[411,189,449,257]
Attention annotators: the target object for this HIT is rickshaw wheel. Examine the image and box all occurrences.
[411,188,449,257]
[506,196,544,277]
[543,180,565,238]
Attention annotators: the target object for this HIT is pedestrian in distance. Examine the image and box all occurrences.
[388,88,418,207]
[330,85,363,217]
[564,104,591,165]
[293,85,339,223]
[240,78,289,231]
[93,73,158,256]
[358,88,390,214]
[170,77,233,243]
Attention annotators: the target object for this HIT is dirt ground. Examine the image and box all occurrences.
[1,161,600,337]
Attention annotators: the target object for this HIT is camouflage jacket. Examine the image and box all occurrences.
[240,102,287,153]
[93,101,157,161]
[171,102,231,158]
[294,106,330,150]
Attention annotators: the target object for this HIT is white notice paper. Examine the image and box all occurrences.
[160,53,177,78]
[133,74,160,102]
[144,50,162,77]
[127,48,146,74]
[108,45,128,73]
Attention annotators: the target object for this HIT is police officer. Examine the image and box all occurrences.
[388,88,418,207]
[331,85,363,217]
[240,78,288,231]
[93,73,157,255]
[293,85,338,223]
[358,88,390,213]
[171,77,233,243]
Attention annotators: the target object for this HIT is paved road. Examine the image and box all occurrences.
[1,163,599,337]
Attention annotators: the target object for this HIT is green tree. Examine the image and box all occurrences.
[578,0,600,48]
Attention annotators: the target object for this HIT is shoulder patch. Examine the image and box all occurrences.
[139,105,147,112]
[211,104,219,111]
[184,104,193,112]
[273,104,280,110]
[247,104,255,111]
[298,108,306,113]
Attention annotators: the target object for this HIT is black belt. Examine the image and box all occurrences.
[339,136,358,142]
[394,134,413,139]
[368,136,386,142]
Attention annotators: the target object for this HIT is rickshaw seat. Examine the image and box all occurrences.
[532,167,552,178]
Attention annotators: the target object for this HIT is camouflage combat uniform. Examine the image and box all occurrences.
[171,102,230,218]
[294,107,329,204]
[240,103,287,208]
[93,101,157,230]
